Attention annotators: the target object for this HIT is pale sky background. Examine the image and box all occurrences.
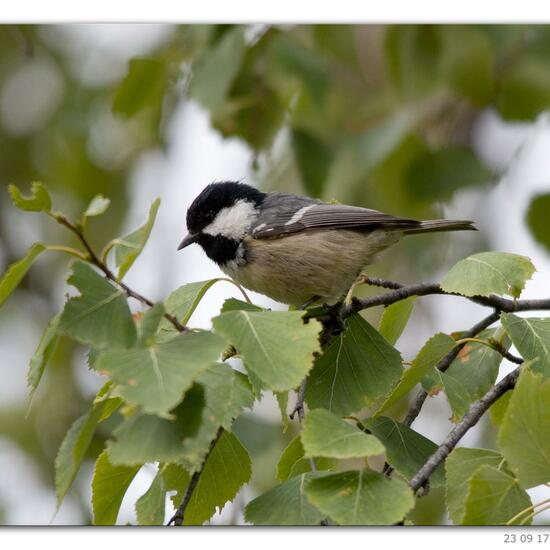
[1,24,550,525]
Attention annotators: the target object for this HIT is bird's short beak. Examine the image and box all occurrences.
[177,233,199,250]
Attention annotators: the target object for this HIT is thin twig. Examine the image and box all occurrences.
[409,367,521,493]
[50,212,187,333]
[167,427,225,526]
[403,311,501,427]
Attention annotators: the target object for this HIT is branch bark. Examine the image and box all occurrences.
[409,366,521,492]
[167,427,225,526]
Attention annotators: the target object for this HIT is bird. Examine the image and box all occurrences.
[178,181,476,307]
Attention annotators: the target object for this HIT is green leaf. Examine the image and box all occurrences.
[274,391,289,433]
[180,364,254,471]
[291,129,332,198]
[441,26,494,105]
[385,25,442,98]
[501,313,550,376]
[439,328,510,421]
[306,314,403,416]
[526,193,550,255]
[220,297,263,313]
[159,279,226,338]
[113,57,167,119]
[462,465,532,525]
[378,332,455,414]
[189,27,247,114]
[59,261,137,349]
[8,182,51,212]
[406,147,491,201]
[95,330,225,416]
[445,447,504,524]
[183,431,251,525]
[364,416,445,488]
[277,436,334,482]
[162,463,190,510]
[136,468,166,526]
[378,296,416,345]
[212,310,321,392]
[138,303,165,344]
[55,396,121,507]
[245,473,326,526]
[91,451,141,525]
[108,410,189,465]
[498,367,550,488]
[490,390,513,427]
[0,243,45,308]
[440,252,535,299]
[302,409,384,459]
[113,198,160,280]
[305,469,414,525]
[497,60,550,121]
[27,313,60,398]
[82,194,110,222]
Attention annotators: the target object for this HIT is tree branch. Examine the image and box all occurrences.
[51,212,187,333]
[409,366,521,492]
[167,427,225,526]
[403,310,501,427]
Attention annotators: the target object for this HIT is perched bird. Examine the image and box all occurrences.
[178,181,476,306]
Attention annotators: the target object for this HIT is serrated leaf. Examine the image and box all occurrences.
[245,473,326,526]
[162,463,190,510]
[220,297,263,313]
[364,416,445,488]
[378,296,416,345]
[445,447,504,524]
[438,328,510,421]
[184,431,251,525]
[501,313,550,377]
[180,364,254,471]
[306,314,403,416]
[82,194,110,221]
[277,436,334,482]
[8,182,51,212]
[95,330,225,415]
[305,469,414,525]
[136,468,166,526]
[526,193,550,255]
[27,312,60,398]
[462,465,532,525]
[302,409,384,459]
[113,198,160,280]
[212,310,321,392]
[59,261,137,349]
[378,332,455,414]
[440,252,535,299]
[92,451,141,525]
[159,279,226,339]
[0,243,45,308]
[498,367,550,488]
[108,409,189,465]
[55,396,121,507]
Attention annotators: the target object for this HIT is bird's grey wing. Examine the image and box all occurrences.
[252,196,420,238]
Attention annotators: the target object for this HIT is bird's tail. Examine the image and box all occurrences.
[404,219,477,235]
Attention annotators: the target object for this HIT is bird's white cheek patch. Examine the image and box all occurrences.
[203,199,259,240]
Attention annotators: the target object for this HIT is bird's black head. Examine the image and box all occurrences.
[179,181,266,265]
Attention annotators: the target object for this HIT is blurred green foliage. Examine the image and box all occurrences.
[2,24,550,525]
